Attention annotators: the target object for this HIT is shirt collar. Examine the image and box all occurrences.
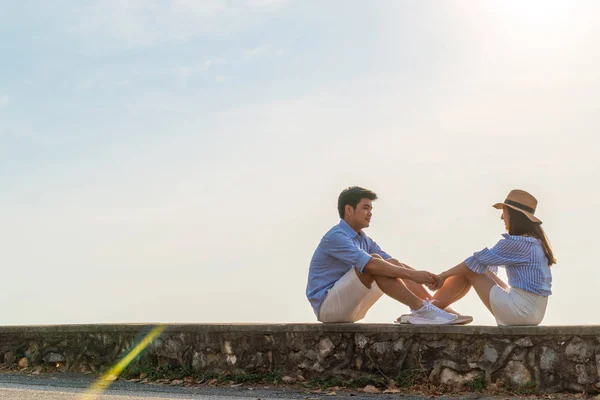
[339,219,362,238]
[501,233,540,243]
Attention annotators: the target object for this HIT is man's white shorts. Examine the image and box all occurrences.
[318,268,383,323]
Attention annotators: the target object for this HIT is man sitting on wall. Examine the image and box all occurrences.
[306,186,471,325]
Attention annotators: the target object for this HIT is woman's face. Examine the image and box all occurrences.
[501,206,510,231]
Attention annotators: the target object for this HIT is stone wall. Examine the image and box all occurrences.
[1,324,599,393]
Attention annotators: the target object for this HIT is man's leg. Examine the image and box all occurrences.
[320,267,380,323]
[372,275,426,310]
[354,255,461,325]
[360,254,424,311]
[388,261,473,311]
[386,258,433,301]
[353,263,375,288]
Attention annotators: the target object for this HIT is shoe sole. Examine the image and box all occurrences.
[394,315,473,325]
[394,316,472,325]
[453,316,473,325]
[399,316,461,325]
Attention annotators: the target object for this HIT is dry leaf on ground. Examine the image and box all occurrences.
[360,385,380,393]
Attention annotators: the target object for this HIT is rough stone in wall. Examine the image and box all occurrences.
[0,324,599,393]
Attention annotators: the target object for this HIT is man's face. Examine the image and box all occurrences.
[347,198,373,229]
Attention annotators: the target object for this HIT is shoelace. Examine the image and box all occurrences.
[423,300,450,317]
[422,300,437,312]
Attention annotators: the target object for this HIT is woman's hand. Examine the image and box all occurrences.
[409,270,440,286]
[428,273,448,291]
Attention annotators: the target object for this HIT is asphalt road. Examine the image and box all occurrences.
[0,372,518,400]
[0,372,309,400]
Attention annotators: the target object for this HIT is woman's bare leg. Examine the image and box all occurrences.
[430,275,471,309]
[434,269,497,312]
[465,271,497,312]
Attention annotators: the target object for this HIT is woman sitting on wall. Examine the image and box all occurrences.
[427,189,556,326]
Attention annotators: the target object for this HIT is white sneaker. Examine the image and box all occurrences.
[395,300,460,325]
[442,305,473,325]
[395,302,473,325]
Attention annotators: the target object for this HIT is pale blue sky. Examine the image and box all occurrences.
[1,1,599,325]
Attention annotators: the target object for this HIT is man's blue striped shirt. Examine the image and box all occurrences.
[306,220,392,317]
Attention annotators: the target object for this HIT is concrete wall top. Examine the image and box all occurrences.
[1,323,599,336]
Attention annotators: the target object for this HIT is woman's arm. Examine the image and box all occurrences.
[439,261,471,280]
[430,261,471,290]
[486,270,508,290]
[433,239,520,290]
[434,261,508,292]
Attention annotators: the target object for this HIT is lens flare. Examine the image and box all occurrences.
[80,324,167,399]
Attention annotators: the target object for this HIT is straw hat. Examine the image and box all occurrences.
[493,189,542,223]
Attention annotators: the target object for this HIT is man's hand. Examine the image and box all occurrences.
[408,270,439,286]
[389,259,444,291]
[428,274,447,291]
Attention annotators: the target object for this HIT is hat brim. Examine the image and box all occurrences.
[492,203,542,224]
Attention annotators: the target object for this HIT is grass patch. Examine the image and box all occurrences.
[121,362,282,385]
[395,369,427,387]
[466,374,486,392]
[350,376,386,389]
[121,361,197,381]
[307,376,347,388]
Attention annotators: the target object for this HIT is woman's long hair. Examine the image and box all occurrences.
[507,207,556,266]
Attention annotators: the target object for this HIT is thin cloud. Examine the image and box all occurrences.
[0,94,12,109]
[169,58,226,85]
[243,44,274,60]
[200,58,225,71]
[71,0,292,49]
[0,126,38,140]
[246,0,290,7]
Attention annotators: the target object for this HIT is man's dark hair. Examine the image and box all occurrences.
[337,186,378,219]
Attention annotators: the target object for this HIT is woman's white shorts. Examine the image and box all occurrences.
[489,286,548,326]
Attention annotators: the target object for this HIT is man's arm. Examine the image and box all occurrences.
[324,232,439,287]
[364,257,438,286]
[387,258,436,298]
[367,240,426,279]
[387,258,412,270]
